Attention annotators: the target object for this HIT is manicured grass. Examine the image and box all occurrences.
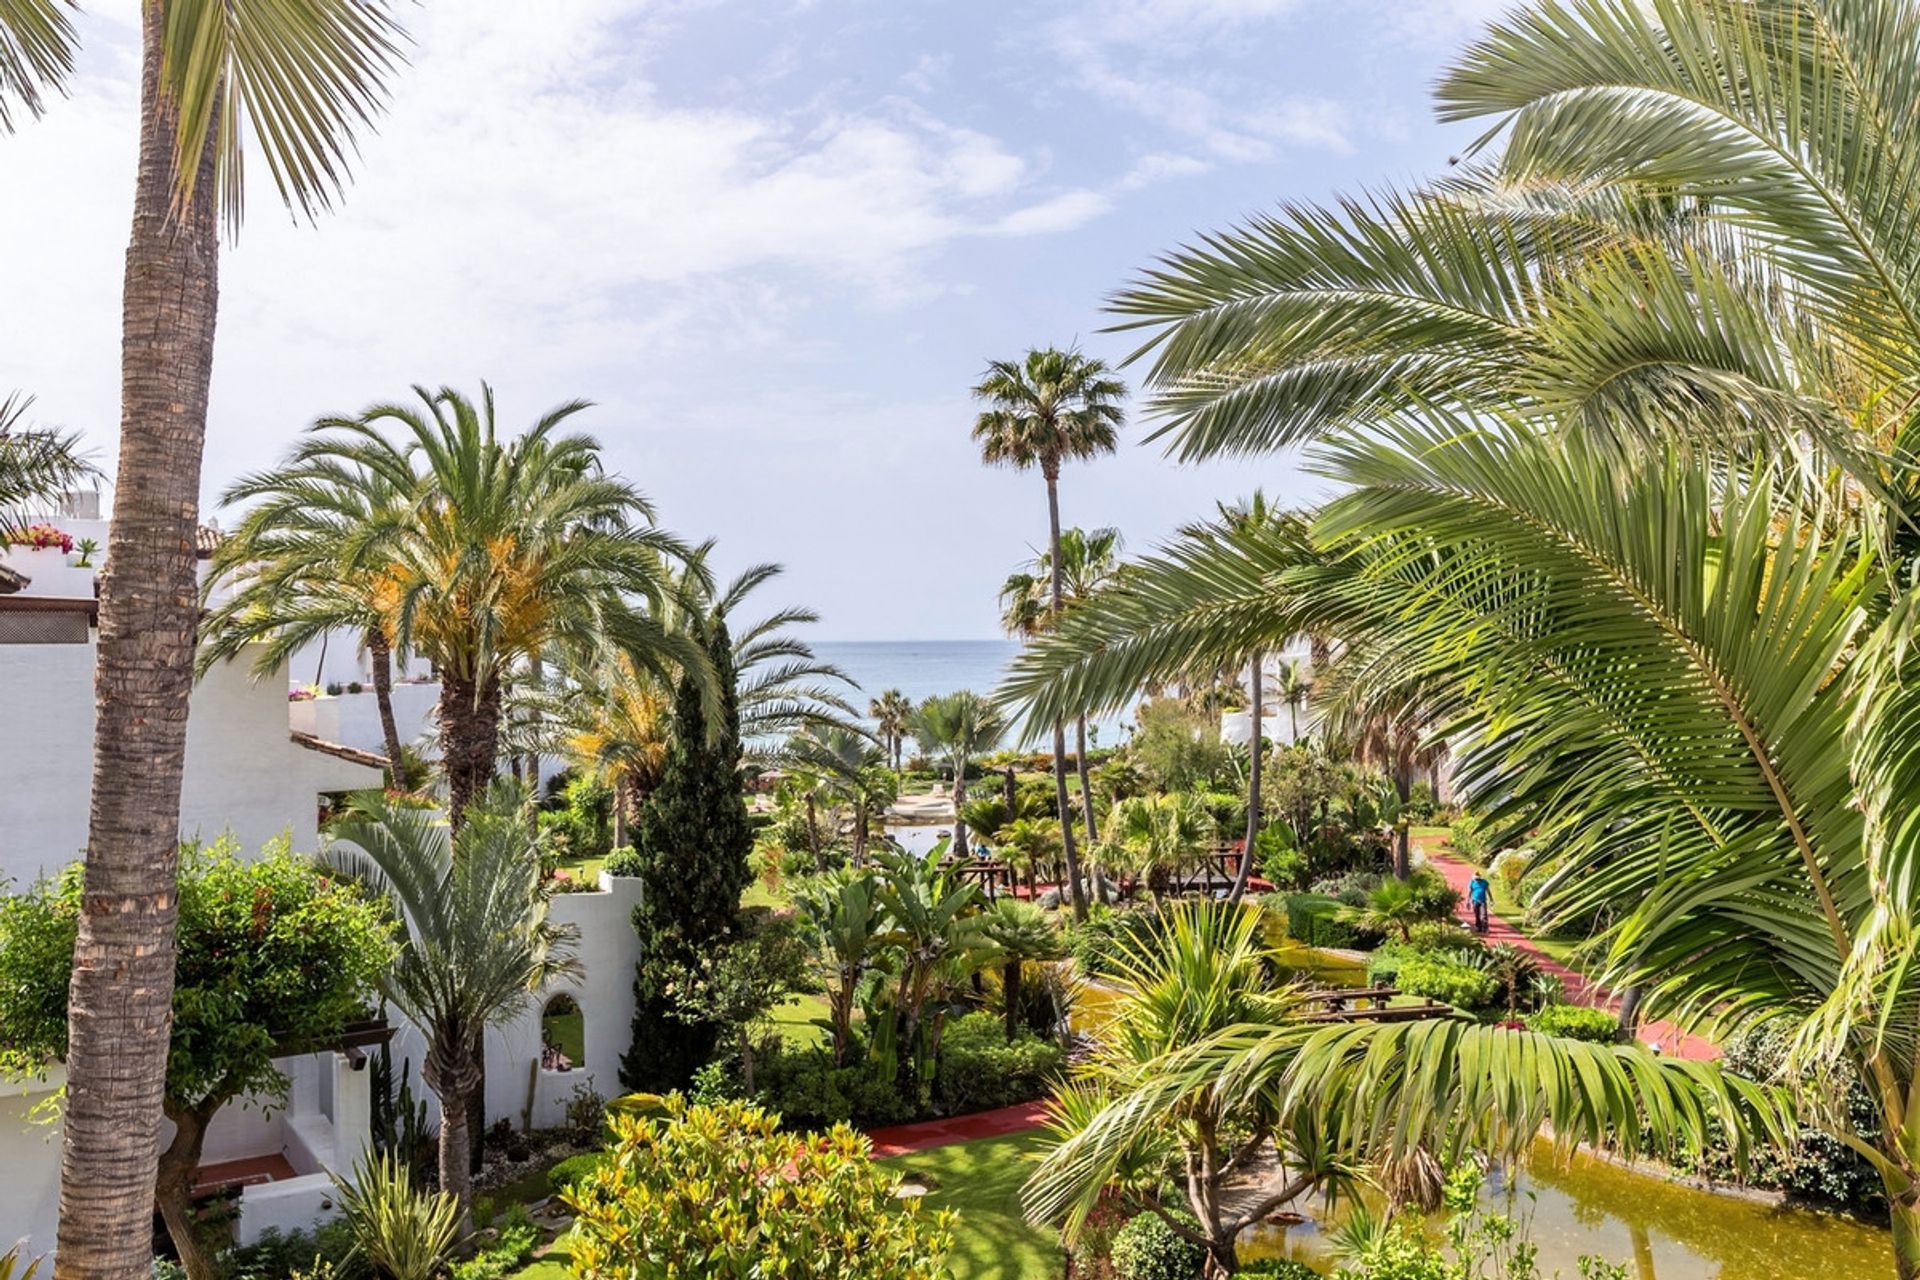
[741,876,790,910]
[768,989,831,1048]
[542,1007,585,1065]
[886,1130,1063,1280]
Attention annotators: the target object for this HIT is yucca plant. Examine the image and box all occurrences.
[332,1150,463,1280]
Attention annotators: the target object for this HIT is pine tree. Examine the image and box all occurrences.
[621,618,754,1089]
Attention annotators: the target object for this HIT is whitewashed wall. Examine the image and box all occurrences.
[0,1071,62,1261]
[0,641,381,889]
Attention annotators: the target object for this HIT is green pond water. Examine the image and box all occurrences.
[1074,927,1893,1278]
[1238,1140,1891,1278]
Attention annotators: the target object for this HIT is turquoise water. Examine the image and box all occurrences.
[813,639,1134,746]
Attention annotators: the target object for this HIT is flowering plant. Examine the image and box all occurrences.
[10,524,73,553]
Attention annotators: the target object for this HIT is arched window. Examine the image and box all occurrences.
[540,993,583,1072]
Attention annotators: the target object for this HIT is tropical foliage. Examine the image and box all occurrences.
[564,1097,956,1280]
[1003,1,1920,1274]
[325,787,580,1231]
[0,841,392,1280]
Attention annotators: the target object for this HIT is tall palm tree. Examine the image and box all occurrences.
[0,393,93,540]
[908,690,1008,857]
[272,385,703,830]
[999,526,1125,847]
[1005,2,1920,1272]
[974,348,1125,921]
[3,8,408,1270]
[200,445,418,777]
[870,688,914,772]
[325,787,580,1235]
[1274,658,1311,744]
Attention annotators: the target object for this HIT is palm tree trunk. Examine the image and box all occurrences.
[427,1033,478,1239]
[438,670,502,833]
[951,768,969,856]
[1075,715,1097,848]
[1893,1193,1920,1280]
[1230,655,1262,904]
[369,628,405,785]
[1044,472,1089,921]
[612,778,630,851]
[1003,959,1022,1042]
[59,18,221,1277]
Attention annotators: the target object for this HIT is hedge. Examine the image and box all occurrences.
[1394,951,1501,1011]
[1525,1003,1620,1043]
[1283,893,1362,950]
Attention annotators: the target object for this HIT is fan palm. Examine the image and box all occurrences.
[870,688,914,772]
[982,898,1066,1041]
[974,348,1126,921]
[325,787,581,1233]
[1000,525,1126,844]
[201,443,419,778]
[908,691,1009,856]
[269,385,703,829]
[4,5,409,1268]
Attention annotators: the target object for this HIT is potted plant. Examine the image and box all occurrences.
[74,537,99,568]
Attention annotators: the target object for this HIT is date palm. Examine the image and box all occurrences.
[981,897,1065,1042]
[271,385,702,830]
[908,690,1008,857]
[1007,3,1920,1273]
[4,6,408,1270]
[200,445,418,778]
[870,688,914,773]
[0,393,93,541]
[325,787,581,1237]
[785,725,889,865]
[1000,525,1124,846]
[974,348,1125,921]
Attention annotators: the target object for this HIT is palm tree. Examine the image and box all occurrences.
[0,393,93,540]
[201,445,418,778]
[786,725,889,865]
[982,898,1065,1042]
[870,688,914,772]
[3,8,408,1270]
[1274,658,1311,744]
[540,653,671,850]
[273,385,703,830]
[974,348,1126,921]
[999,525,1125,846]
[1005,2,1920,1271]
[1103,793,1216,902]
[908,691,1009,857]
[325,788,580,1235]
[996,816,1066,902]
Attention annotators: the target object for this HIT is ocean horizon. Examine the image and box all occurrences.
[813,639,1135,748]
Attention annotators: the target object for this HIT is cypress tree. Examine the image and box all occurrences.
[620,617,754,1090]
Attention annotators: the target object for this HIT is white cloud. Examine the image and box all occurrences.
[993,191,1115,236]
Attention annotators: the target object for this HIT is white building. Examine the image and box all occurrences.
[0,506,642,1258]
[1219,643,1323,748]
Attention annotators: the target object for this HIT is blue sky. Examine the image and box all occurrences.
[5,0,1504,638]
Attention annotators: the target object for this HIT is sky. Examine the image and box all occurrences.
[3,0,1508,639]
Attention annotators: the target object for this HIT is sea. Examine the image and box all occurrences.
[812,639,1135,749]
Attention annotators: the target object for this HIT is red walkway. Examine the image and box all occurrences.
[866,1100,1051,1157]
[1421,840,1717,1061]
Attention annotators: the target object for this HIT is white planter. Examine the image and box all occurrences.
[5,547,94,598]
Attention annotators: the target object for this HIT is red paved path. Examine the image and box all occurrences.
[1419,840,1718,1061]
[866,1100,1051,1157]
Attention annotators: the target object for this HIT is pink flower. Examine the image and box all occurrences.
[12,524,74,553]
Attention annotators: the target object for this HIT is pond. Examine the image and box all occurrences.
[1074,921,1892,1278]
[1239,1139,1892,1278]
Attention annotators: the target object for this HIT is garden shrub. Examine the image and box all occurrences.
[548,1151,608,1195]
[1235,1262,1319,1280]
[1109,1210,1207,1280]
[564,1096,955,1279]
[933,1011,1065,1114]
[450,1207,539,1280]
[1065,906,1171,978]
[1366,944,1407,986]
[222,1221,357,1280]
[1306,871,1381,905]
[1254,825,1310,891]
[755,1040,921,1129]
[1525,1003,1619,1043]
[1406,921,1480,954]
[1404,866,1461,918]
[1395,950,1501,1010]
[603,845,643,877]
[1283,893,1362,950]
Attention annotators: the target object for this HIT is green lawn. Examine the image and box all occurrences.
[768,989,831,1048]
[541,1007,585,1064]
[886,1131,1063,1280]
